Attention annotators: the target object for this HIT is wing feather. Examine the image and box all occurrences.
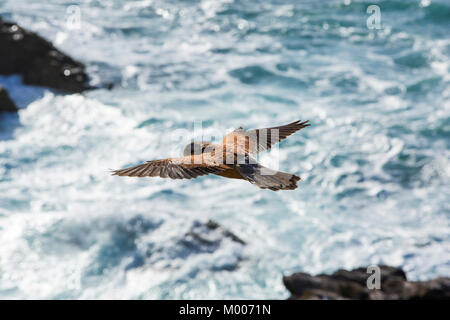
[112,154,229,180]
[222,120,310,154]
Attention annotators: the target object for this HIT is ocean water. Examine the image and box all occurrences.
[0,0,449,299]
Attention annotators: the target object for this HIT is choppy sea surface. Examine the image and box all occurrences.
[0,0,449,299]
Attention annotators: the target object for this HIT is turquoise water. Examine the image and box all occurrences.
[0,0,449,299]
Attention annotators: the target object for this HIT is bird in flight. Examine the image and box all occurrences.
[112,120,310,191]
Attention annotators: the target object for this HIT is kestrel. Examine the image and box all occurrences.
[112,120,310,191]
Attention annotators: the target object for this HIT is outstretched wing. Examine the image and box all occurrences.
[222,120,310,154]
[112,154,229,179]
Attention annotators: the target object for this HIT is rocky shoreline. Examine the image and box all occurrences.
[0,18,91,113]
[181,220,450,300]
[283,265,450,300]
[0,85,17,112]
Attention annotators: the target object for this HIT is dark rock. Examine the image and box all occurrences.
[332,265,406,287]
[182,219,246,249]
[283,272,324,297]
[205,219,246,245]
[283,271,369,300]
[409,277,450,300]
[283,266,450,300]
[137,219,246,272]
[0,19,90,93]
[295,289,345,300]
[0,85,18,112]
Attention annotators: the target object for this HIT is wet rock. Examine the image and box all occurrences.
[204,220,246,245]
[0,19,90,93]
[283,271,369,300]
[181,219,246,250]
[332,266,406,287]
[0,85,18,112]
[129,219,246,272]
[409,277,450,300]
[283,266,450,300]
[173,220,246,271]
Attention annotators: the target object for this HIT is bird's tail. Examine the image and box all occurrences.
[236,163,301,191]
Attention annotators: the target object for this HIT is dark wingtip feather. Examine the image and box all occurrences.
[288,174,301,190]
[296,119,310,128]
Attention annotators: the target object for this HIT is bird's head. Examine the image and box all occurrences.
[183,142,211,156]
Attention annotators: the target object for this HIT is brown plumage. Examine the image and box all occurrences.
[112,120,310,191]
